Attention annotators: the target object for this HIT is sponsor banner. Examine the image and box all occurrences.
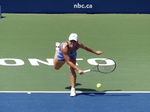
[0,6,1,18]
[0,0,150,13]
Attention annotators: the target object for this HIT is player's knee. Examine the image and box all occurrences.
[54,66,60,70]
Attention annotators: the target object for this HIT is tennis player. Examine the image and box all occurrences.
[53,33,103,96]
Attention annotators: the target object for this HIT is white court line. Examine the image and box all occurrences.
[0,91,150,93]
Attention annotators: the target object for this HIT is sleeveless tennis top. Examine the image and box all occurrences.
[56,42,77,61]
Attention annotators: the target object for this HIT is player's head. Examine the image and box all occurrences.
[68,33,78,42]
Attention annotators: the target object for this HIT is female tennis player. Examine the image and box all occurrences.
[53,33,103,97]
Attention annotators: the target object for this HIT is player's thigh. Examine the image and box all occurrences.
[53,58,65,70]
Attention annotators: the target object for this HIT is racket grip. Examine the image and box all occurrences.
[83,69,91,73]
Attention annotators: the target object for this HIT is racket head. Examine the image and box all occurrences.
[97,58,116,74]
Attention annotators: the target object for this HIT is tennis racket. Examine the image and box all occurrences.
[83,58,116,74]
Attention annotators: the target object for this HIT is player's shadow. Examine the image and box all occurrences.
[65,84,129,96]
[77,90,131,97]
[65,83,97,91]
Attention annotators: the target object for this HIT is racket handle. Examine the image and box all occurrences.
[83,69,91,73]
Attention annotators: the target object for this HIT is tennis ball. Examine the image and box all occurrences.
[96,83,102,88]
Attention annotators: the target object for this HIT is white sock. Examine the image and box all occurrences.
[71,87,75,91]
[56,47,59,50]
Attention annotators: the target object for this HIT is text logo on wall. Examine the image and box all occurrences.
[74,3,93,9]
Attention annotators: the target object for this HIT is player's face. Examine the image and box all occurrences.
[68,40,77,48]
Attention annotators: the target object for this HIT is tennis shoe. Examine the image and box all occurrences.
[70,88,76,97]
[56,42,60,47]
[55,42,60,50]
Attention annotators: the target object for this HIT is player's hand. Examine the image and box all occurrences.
[95,51,103,55]
[78,69,84,74]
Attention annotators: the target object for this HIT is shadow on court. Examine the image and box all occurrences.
[65,83,97,91]
[76,92,131,97]
[65,83,129,97]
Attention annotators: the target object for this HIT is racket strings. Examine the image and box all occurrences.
[97,64,116,73]
[97,59,116,73]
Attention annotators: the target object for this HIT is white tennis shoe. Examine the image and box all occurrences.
[70,88,76,97]
[55,42,60,50]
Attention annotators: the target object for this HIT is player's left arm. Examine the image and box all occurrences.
[77,42,103,55]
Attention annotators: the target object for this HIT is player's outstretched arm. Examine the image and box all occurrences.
[78,42,103,55]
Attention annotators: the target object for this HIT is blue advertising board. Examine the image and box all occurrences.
[0,0,150,13]
[0,6,1,18]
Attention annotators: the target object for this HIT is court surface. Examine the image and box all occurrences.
[0,13,150,111]
[1,91,150,112]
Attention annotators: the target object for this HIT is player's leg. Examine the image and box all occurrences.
[53,50,65,70]
[53,42,65,70]
[68,58,77,96]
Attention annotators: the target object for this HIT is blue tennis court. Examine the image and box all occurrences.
[1,92,150,112]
